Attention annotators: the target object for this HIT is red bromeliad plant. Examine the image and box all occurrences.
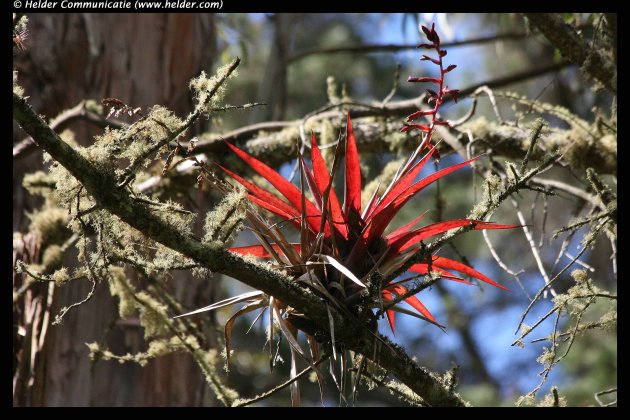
[181,23,516,404]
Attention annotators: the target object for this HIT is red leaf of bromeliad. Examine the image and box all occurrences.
[346,196,409,265]
[298,153,322,210]
[386,283,436,322]
[404,295,435,322]
[371,146,435,220]
[310,132,349,239]
[246,194,299,225]
[220,165,300,220]
[225,142,326,235]
[393,156,481,210]
[229,244,301,259]
[344,114,362,219]
[408,263,470,284]
[385,210,429,242]
[388,219,473,252]
[388,220,518,254]
[431,256,509,290]
[359,155,480,250]
[382,289,396,335]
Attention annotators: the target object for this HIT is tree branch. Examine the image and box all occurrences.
[286,31,540,64]
[13,100,125,161]
[194,60,572,158]
[524,13,616,92]
[14,92,467,406]
[191,106,613,178]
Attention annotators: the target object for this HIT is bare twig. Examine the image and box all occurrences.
[233,352,330,407]
[381,63,402,107]
[594,387,617,407]
[511,198,556,298]
[13,100,126,161]
[513,218,607,335]
[481,228,530,299]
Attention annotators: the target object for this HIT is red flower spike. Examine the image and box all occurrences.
[421,23,440,45]
[421,25,433,40]
[344,114,362,219]
[421,55,441,65]
[408,77,441,84]
[406,109,436,122]
[430,23,440,44]
[444,64,457,73]
[438,49,447,57]
[426,89,438,98]
[401,124,432,133]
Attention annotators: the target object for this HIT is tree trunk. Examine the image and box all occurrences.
[13,13,220,407]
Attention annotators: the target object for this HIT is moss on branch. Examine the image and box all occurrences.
[524,13,616,93]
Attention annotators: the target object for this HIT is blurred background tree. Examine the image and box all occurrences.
[13,12,616,406]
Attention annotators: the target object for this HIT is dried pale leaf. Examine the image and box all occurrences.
[273,305,309,361]
[174,291,264,318]
[318,254,366,288]
[225,302,265,366]
[307,335,326,404]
